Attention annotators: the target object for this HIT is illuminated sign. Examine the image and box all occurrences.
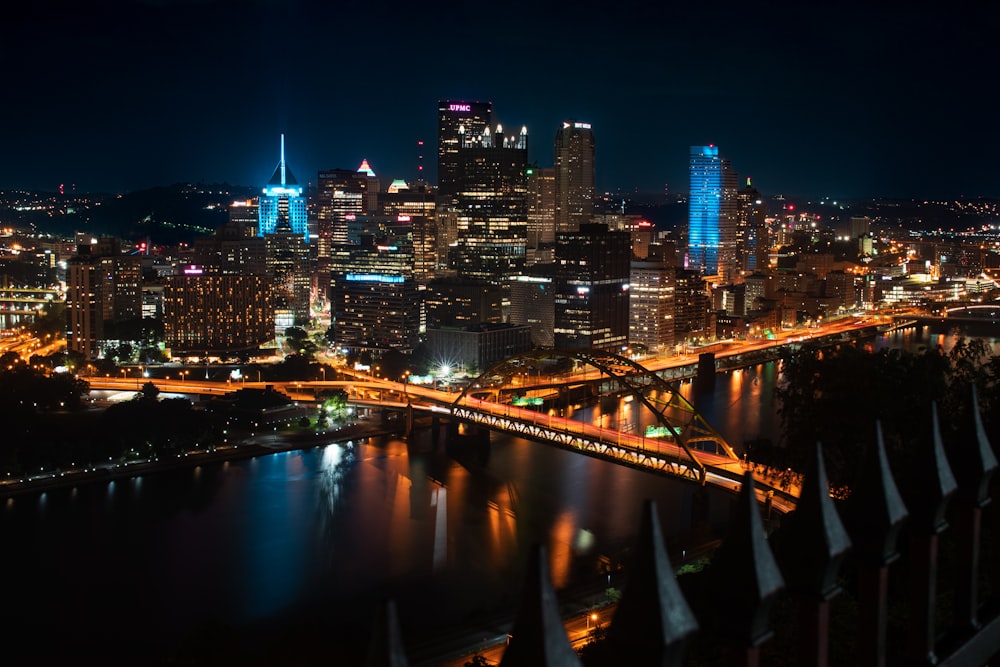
[449,104,471,112]
[345,274,404,283]
[645,425,675,439]
[573,122,592,129]
[397,215,411,222]
[512,396,543,406]
[183,265,204,275]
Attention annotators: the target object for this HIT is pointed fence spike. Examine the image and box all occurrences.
[847,421,909,566]
[499,544,582,667]
[366,598,410,667]
[908,403,958,533]
[608,500,698,665]
[952,384,998,508]
[709,471,785,647]
[783,442,851,599]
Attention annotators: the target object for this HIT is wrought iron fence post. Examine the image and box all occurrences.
[845,421,908,667]
[905,404,957,664]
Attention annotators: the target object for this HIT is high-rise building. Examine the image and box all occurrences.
[259,135,308,242]
[526,166,556,250]
[228,199,259,237]
[629,244,675,356]
[423,277,504,330]
[736,178,767,276]
[674,268,712,344]
[193,217,267,276]
[554,223,631,351]
[163,268,275,355]
[554,121,596,234]
[266,217,312,329]
[509,265,555,348]
[66,237,142,358]
[328,235,419,354]
[315,164,381,250]
[378,181,437,281]
[448,123,529,284]
[688,145,737,282]
[437,100,493,196]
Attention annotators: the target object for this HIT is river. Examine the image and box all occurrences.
[2,325,996,665]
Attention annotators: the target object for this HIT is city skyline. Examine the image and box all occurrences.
[3,2,998,200]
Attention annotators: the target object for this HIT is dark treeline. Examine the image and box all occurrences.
[753,337,1000,495]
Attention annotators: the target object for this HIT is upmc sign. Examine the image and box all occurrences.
[448,103,471,112]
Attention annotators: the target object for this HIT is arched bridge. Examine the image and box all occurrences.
[448,348,739,486]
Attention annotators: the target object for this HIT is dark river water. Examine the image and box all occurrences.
[2,325,995,665]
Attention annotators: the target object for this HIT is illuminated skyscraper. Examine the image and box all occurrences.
[554,121,596,234]
[259,134,308,242]
[328,235,419,354]
[66,238,142,358]
[629,244,675,355]
[687,145,737,282]
[315,165,379,249]
[266,216,311,329]
[736,178,767,275]
[526,166,556,249]
[554,223,630,351]
[437,100,492,196]
[449,123,529,284]
[164,269,275,355]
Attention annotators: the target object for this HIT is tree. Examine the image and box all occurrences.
[139,381,160,402]
[773,338,999,492]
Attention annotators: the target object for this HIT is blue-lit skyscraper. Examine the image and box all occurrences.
[687,145,737,282]
[259,134,308,242]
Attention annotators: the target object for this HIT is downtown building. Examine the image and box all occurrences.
[525,165,556,258]
[378,180,437,281]
[437,100,494,197]
[328,229,419,355]
[436,100,529,285]
[65,237,142,358]
[265,217,312,329]
[449,124,529,283]
[554,121,596,235]
[736,178,768,275]
[163,266,275,356]
[509,264,556,348]
[687,145,738,284]
[629,244,676,356]
[258,135,308,242]
[554,223,631,351]
[314,162,381,255]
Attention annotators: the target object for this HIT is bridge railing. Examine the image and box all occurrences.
[365,395,1000,666]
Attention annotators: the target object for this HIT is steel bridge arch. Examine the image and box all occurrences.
[451,348,737,482]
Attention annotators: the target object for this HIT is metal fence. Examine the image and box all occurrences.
[365,396,999,667]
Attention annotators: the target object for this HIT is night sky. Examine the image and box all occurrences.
[3,1,998,200]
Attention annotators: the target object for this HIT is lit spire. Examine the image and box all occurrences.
[280,134,286,186]
[357,159,376,177]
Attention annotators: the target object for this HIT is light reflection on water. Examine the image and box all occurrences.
[21,328,996,658]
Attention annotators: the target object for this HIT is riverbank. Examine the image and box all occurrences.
[0,421,404,499]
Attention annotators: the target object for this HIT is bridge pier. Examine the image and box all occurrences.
[445,420,491,466]
[695,352,716,393]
